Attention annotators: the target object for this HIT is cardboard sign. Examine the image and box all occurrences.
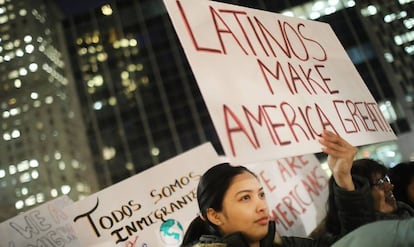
[164,0,396,164]
[246,154,329,237]
[0,196,81,247]
[65,143,221,247]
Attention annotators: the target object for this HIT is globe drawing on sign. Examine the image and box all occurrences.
[159,219,184,246]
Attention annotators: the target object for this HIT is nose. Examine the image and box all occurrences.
[384,181,394,191]
[256,196,268,212]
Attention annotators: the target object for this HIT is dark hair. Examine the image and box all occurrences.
[351,158,388,185]
[389,161,414,208]
[181,163,256,246]
[181,216,211,246]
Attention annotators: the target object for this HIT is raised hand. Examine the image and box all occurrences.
[319,129,358,191]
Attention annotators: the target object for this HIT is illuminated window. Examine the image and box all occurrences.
[15,49,24,57]
[14,79,21,88]
[11,129,20,138]
[51,188,58,197]
[399,0,414,4]
[36,193,45,203]
[151,147,160,156]
[19,68,28,76]
[384,52,394,62]
[102,146,116,160]
[29,63,38,72]
[3,133,11,141]
[93,101,103,110]
[17,160,29,172]
[54,151,62,160]
[9,165,17,175]
[24,35,32,43]
[25,195,36,206]
[45,96,53,104]
[361,5,378,16]
[31,170,39,179]
[108,96,117,106]
[379,101,397,123]
[29,159,39,168]
[101,4,113,16]
[25,44,34,53]
[30,92,39,99]
[58,161,65,170]
[21,187,28,195]
[10,107,20,116]
[20,172,31,183]
[61,185,71,195]
[19,9,27,16]
[2,111,10,119]
[15,200,24,209]
[72,160,80,169]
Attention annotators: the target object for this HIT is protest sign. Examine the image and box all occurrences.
[164,0,397,164]
[0,196,81,247]
[246,154,329,237]
[65,142,220,247]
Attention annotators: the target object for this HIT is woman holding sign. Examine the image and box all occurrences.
[181,130,360,247]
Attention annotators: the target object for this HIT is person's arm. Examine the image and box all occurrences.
[333,175,375,235]
[319,130,375,235]
[318,129,356,191]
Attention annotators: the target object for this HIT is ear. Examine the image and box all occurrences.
[206,208,223,226]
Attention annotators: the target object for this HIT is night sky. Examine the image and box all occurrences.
[56,0,110,16]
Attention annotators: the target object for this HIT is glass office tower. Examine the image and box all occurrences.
[0,0,98,221]
[62,0,222,187]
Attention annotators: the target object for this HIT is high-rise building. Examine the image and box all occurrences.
[0,0,98,221]
[61,0,222,188]
[356,0,414,127]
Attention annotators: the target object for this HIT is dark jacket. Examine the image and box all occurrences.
[375,201,414,220]
[332,175,376,235]
[186,221,337,247]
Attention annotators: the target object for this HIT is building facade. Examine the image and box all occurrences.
[61,0,223,187]
[0,0,98,221]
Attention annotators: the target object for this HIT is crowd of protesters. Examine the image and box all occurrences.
[180,130,414,247]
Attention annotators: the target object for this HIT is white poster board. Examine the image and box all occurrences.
[0,196,81,247]
[65,143,220,247]
[246,154,329,237]
[164,0,397,164]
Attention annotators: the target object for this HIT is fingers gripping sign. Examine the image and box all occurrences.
[319,130,357,191]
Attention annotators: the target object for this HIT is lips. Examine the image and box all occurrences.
[385,192,397,208]
[255,216,269,225]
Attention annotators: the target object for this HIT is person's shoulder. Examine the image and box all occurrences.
[191,243,227,247]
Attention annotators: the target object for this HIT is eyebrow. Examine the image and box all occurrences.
[235,187,264,195]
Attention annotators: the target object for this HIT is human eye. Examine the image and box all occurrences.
[240,194,251,201]
[259,191,266,199]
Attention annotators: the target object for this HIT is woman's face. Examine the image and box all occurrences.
[371,172,397,213]
[213,172,269,244]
